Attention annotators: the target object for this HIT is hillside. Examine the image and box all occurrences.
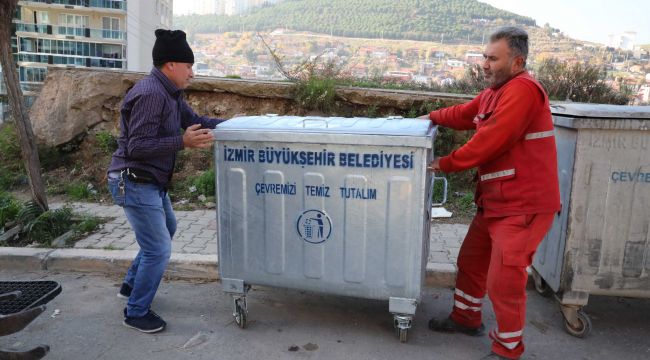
[174,0,536,43]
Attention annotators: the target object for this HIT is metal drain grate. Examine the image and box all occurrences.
[0,281,62,315]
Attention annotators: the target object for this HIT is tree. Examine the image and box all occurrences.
[0,0,48,210]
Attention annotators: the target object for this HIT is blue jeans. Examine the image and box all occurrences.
[108,176,176,317]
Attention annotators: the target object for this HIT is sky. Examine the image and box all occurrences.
[173,1,650,45]
[480,0,650,45]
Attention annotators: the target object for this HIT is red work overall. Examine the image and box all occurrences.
[430,71,561,359]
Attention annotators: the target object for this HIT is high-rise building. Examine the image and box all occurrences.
[608,31,637,51]
[1,0,171,122]
[128,0,173,72]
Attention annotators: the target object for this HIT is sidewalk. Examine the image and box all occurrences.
[22,202,468,286]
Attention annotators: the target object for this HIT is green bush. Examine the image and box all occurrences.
[23,206,74,246]
[457,191,476,212]
[0,124,25,189]
[16,201,44,228]
[365,104,379,118]
[295,76,337,113]
[96,131,118,154]
[536,59,631,104]
[0,192,22,229]
[0,124,22,165]
[193,168,215,197]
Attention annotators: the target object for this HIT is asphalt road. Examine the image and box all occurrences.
[1,270,649,360]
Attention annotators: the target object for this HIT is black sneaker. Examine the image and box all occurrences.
[117,283,132,300]
[123,307,162,320]
[123,310,166,333]
[428,316,485,337]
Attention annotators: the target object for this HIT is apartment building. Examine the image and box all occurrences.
[1,0,172,122]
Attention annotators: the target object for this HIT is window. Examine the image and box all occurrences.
[102,17,120,39]
[19,67,48,83]
[35,11,49,24]
[59,14,89,27]
[58,14,89,36]
[19,37,36,52]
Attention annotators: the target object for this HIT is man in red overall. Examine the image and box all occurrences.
[422,27,560,359]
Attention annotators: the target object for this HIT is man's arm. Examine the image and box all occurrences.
[126,92,183,160]
[438,80,541,173]
[427,95,481,130]
[179,100,226,130]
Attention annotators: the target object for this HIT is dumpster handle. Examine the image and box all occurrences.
[302,118,329,128]
[430,176,448,208]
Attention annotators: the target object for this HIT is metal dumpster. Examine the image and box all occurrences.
[213,115,442,342]
[531,104,650,338]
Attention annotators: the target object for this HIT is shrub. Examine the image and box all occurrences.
[0,192,22,229]
[95,131,118,154]
[0,124,21,162]
[536,59,631,104]
[23,206,74,246]
[193,168,215,197]
[295,76,337,112]
[0,124,25,189]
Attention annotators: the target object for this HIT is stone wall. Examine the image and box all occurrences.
[30,68,473,146]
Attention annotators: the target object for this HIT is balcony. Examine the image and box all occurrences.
[16,53,125,69]
[21,0,126,11]
[14,22,126,41]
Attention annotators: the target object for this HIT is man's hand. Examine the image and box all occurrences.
[183,124,215,149]
[417,114,430,120]
[427,158,441,172]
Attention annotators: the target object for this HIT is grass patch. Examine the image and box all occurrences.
[65,182,99,201]
[193,168,215,198]
[95,131,118,154]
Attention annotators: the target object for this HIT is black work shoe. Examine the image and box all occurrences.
[117,283,132,299]
[428,316,485,336]
[123,310,166,333]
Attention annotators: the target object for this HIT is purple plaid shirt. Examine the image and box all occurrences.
[108,67,225,187]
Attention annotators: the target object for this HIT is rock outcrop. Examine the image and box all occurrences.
[30,68,471,146]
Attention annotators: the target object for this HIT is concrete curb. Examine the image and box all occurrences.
[0,248,219,281]
[0,247,452,287]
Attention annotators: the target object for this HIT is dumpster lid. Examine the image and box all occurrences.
[215,115,432,136]
[551,104,650,119]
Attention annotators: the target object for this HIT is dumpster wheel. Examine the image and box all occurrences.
[563,309,592,338]
[531,268,553,297]
[397,327,408,343]
[393,315,412,343]
[233,298,247,329]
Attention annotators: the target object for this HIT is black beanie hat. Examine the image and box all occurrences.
[152,29,194,65]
